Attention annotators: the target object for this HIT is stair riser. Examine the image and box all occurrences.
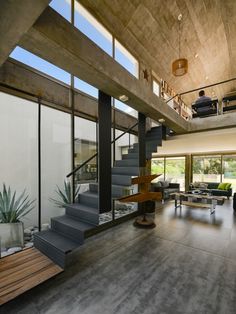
[129,145,159,154]
[122,153,138,159]
[79,194,99,209]
[112,167,139,176]
[128,148,156,154]
[51,219,84,245]
[112,175,132,186]
[115,159,139,167]
[145,134,162,140]
[89,183,130,198]
[66,206,99,225]
[34,236,66,269]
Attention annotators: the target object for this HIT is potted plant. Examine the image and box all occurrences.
[0,183,35,253]
[50,180,80,208]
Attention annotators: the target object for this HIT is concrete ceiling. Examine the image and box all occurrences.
[0,0,51,67]
[78,0,236,105]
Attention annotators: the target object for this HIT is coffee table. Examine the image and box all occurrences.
[170,192,225,214]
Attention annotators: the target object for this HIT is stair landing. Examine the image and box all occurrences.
[0,247,63,306]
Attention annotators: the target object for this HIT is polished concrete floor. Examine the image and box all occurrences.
[2,199,236,314]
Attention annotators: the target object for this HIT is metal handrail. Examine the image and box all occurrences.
[66,121,138,178]
[165,77,236,104]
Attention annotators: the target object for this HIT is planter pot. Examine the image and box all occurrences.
[0,222,24,251]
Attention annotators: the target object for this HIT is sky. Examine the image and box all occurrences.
[10,0,138,116]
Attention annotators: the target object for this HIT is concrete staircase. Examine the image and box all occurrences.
[34,126,164,268]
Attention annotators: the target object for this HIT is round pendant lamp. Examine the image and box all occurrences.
[172,14,188,76]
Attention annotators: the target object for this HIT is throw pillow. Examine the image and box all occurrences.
[218,183,228,190]
[199,183,208,189]
[162,181,170,188]
[225,183,232,190]
[193,181,200,188]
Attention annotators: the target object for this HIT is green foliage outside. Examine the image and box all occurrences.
[151,158,185,177]
[193,156,236,178]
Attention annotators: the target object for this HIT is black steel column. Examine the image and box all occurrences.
[138,112,146,168]
[38,98,41,231]
[98,91,112,213]
[138,113,146,213]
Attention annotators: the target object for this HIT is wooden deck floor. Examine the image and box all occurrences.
[0,247,63,306]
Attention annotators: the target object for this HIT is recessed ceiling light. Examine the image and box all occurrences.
[205,76,208,80]
[194,53,199,58]
[119,95,129,102]
[158,118,165,123]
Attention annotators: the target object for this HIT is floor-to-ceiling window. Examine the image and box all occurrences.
[222,155,236,190]
[151,157,165,181]
[165,157,185,190]
[0,92,38,228]
[74,117,97,186]
[151,156,186,190]
[41,106,71,227]
[192,155,221,183]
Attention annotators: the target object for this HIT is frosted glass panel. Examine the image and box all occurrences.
[41,106,71,226]
[0,92,38,228]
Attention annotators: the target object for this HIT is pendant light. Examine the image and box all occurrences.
[172,14,188,76]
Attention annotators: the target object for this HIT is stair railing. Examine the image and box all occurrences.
[66,121,138,178]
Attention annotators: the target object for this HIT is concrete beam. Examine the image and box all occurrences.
[188,113,236,133]
[19,7,188,133]
[0,59,137,132]
[0,0,51,67]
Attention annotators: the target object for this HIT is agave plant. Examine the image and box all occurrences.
[0,184,35,223]
[50,180,80,208]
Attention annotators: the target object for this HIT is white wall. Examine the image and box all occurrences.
[156,128,236,155]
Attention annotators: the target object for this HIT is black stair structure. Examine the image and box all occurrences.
[34,126,164,268]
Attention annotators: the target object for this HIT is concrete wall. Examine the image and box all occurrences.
[155,128,236,155]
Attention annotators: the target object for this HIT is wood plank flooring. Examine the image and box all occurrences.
[0,247,63,306]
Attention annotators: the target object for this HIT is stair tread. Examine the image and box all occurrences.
[90,182,132,189]
[113,166,139,170]
[112,174,135,178]
[52,215,95,231]
[35,230,78,253]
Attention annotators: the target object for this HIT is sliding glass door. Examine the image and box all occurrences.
[192,155,221,183]
[222,155,236,190]
[152,156,185,190]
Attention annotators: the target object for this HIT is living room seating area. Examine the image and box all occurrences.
[152,181,180,200]
[189,181,232,199]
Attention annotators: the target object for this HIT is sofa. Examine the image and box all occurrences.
[151,181,180,201]
[189,182,232,199]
